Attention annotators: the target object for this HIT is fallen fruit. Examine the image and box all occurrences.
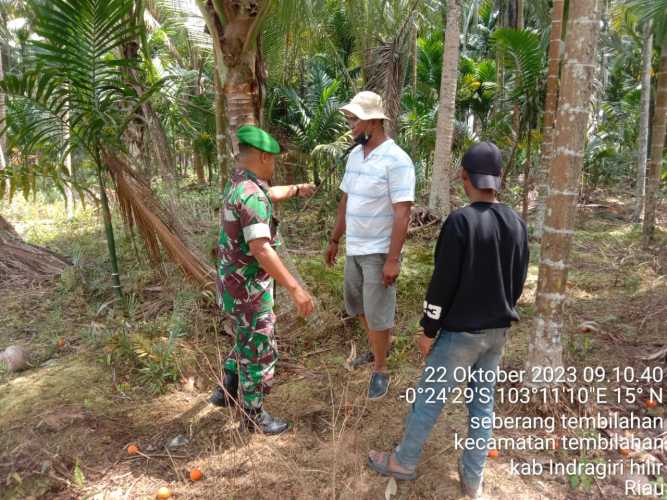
[156,486,172,498]
[57,338,65,349]
[619,447,630,456]
[190,468,203,481]
[127,444,140,455]
[487,449,499,458]
[644,399,657,409]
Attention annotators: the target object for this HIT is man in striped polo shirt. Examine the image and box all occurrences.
[325,91,415,399]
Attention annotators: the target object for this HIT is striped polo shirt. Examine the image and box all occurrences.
[340,139,415,256]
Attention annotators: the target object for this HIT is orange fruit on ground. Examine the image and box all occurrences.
[156,486,172,498]
[487,449,499,458]
[127,444,140,455]
[644,399,657,409]
[57,338,65,349]
[619,447,630,456]
[190,468,203,481]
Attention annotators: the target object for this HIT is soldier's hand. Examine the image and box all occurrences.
[325,241,339,267]
[297,183,316,198]
[291,286,315,317]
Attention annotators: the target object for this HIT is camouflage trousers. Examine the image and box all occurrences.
[224,306,278,410]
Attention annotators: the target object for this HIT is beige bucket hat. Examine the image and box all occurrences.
[340,91,390,121]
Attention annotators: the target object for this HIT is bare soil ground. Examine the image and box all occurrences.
[1,192,665,499]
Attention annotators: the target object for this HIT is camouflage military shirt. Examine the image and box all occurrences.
[217,168,279,315]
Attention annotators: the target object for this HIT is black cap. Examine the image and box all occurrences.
[461,141,502,191]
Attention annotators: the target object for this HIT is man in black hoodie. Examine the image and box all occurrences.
[367,142,529,498]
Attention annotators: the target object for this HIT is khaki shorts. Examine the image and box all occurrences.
[344,254,396,331]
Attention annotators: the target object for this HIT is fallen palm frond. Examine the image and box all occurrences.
[0,214,70,281]
[102,151,215,292]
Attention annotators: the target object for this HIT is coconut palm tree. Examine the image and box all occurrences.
[526,0,602,377]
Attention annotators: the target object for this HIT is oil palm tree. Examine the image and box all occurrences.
[268,61,348,185]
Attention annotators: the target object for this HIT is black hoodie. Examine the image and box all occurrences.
[420,202,529,338]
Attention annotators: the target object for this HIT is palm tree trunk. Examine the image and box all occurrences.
[193,62,207,185]
[0,44,7,170]
[384,40,406,139]
[95,158,123,300]
[428,0,461,217]
[214,71,233,186]
[522,128,531,221]
[197,0,264,161]
[411,25,418,96]
[511,0,523,139]
[193,150,206,184]
[63,108,75,221]
[535,0,565,239]
[144,104,177,186]
[526,0,601,378]
[643,37,667,245]
[633,21,652,222]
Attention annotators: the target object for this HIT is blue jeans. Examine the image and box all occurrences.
[394,328,508,488]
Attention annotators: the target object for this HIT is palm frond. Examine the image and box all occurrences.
[152,0,212,52]
[104,150,215,289]
[627,0,667,43]
[491,28,544,102]
[10,0,146,155]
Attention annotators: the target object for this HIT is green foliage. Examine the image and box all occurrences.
[268,60,349,182]
[463,0,499,58]
[1,0,165,166]
[491,28,545,103]
[416,30,443,96]
[627,0,667,42]
[107,326,181,395]
[457,56,497,129]
[72,460,85,487]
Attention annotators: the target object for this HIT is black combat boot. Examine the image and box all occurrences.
[242,407,289,435]
[209,369,239,407]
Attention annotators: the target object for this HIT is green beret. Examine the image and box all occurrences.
[236,125,281,154]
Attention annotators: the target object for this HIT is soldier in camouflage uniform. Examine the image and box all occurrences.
[211,125,315,434]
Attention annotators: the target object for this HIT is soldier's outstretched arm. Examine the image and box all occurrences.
[248,238,315,317]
